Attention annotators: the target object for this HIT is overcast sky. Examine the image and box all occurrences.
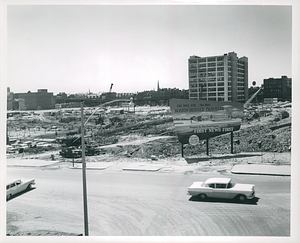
[7,4,292,95]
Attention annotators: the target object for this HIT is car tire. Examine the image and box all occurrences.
[199,193,207,200]
[27,184,33,190]
[7,194,11,200]
[238,194,246,202]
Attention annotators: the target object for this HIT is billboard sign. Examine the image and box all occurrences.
[169,99,244,145]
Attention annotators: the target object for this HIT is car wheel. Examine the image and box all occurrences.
[238,195,246,202]
[27,184,33,190]
[7,194,11,200]
[199,193,207,200]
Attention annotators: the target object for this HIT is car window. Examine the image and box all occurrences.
[208,183,215,188]
[10,183,15,188]
[216,183,226,188]
[227,181,235,188]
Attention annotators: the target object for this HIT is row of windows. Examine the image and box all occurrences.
[190,80,232,86]
[191,71,227,77]
[189,96,232,101]
[190,87,231,93]
[190,59,225,65]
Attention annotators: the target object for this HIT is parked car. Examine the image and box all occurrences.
[188,177,255,202]
[6,179,35,200]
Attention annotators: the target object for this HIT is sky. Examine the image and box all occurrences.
[6,3,292,95]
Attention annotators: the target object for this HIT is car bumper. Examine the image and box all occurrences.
[246,191,255,199]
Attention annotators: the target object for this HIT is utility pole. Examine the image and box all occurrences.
[81,101,89,236]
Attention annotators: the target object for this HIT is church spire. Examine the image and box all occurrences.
[157,80,160,91]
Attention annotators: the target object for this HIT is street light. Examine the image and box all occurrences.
[80,99,132,236]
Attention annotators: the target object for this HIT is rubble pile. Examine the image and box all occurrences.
[6,103,292,161]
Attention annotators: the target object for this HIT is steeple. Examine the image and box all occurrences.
[157,80,160,91]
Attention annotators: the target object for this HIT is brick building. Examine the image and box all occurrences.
[263,76,292,102]
[13,89,55,110]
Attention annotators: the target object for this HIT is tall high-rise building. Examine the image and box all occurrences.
[188,51,248,102]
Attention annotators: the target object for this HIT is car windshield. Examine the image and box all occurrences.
[227,180,235,188]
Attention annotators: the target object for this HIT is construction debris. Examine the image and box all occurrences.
[6,103,291,161]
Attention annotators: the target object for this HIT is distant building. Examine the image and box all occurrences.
[7,87,13,110]
[14,89,55,110]
[134,88,189,106]
[188,51,249,102]
[263,76,291,102]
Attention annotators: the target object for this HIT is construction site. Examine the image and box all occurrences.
[6,99,292,167]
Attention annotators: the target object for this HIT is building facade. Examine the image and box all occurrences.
[188,52,248,102]
[14,89,55,110]
[263,76,292,102]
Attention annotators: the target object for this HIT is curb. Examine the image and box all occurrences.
[231,164,291,176]
[122,163,164,171]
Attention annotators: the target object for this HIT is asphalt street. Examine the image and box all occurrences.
[6,165,290,236]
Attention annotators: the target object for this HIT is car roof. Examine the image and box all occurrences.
[6,179,21,185]
[205,178,231,184]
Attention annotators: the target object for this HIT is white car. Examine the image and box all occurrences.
[188,177,255,202]
[6,179,35,200]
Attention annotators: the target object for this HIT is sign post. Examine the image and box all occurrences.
[206,138,209,156]
[231,131,234,154]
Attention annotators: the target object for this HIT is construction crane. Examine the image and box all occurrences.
[244,86,263,108]
[109,83,113,93]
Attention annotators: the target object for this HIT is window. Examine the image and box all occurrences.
[208,183,215,188]
[208,57,215,62]
[227,181,235,188]
[216,183,226,188]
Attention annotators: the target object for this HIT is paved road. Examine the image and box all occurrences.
[6,166,290,236]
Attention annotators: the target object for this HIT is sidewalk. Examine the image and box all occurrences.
[6,158,60,167]
[6,157,291,176]
[231,164,291,176]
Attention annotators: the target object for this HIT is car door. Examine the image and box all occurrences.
[206,183,216,197]
[15,180,22,194]
[213,183,229,199]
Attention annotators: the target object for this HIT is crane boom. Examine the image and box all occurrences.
[109,83,113,92]
[244,87,263,108]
